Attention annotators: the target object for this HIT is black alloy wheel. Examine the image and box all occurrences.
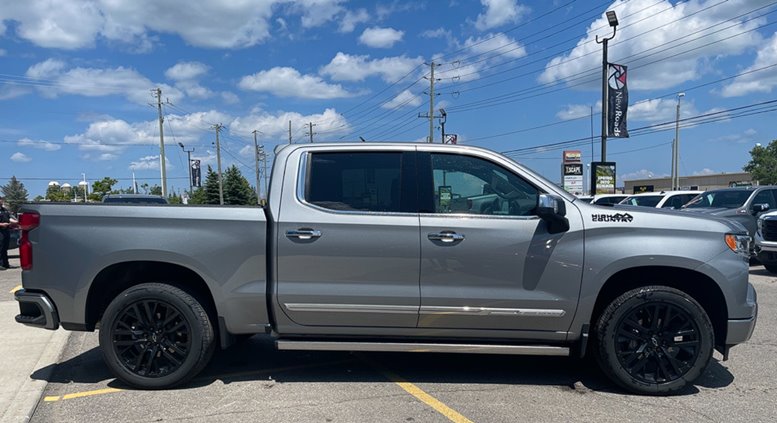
[111,299,192,378]
[595,286,714,395]
[99,283,215,389]
[614,302,700,384]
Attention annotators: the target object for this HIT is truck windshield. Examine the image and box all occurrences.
[620,195,663,207]
[684,190,751,209]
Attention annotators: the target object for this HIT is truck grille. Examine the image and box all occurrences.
[763,219,777,241]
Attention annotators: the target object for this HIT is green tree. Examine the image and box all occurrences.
[744,141,777,185]
[89,177,119,201]
[223,165,257,205]
[1,176,29,214]
[167,192,182,204]
[45,184,70,202]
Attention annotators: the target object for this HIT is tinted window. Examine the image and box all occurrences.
[685,190,753,209]
[622,195,663,207]
[593,196,627,205]
[428,153,538,216]
[660,193,697,209]
[752,189,776,208]
[307,152,402,212]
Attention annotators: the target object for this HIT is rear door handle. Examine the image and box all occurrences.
[428,231,465,243]
[286,229,322,240]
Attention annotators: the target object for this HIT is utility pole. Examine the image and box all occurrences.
[595,11,619,163]
[253,130,262,205]
[306,122,316,143]
[212,123,224,205]
[672,92,685,190]
[178,142,194,195]
[288,120,292,144]
[153,88,168,196]
[439,108,447,143]
[418,62,442,143]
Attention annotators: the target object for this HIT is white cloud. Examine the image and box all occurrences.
[165,62,208,81]
[463,33,527,59]
[238,67,352,99]
[17,138,61,151]
[230,107,350,141]
[25,60,184,104]
[221,91,240,104]
[339,8,369,33]
[0,0,279,50]
[10,152,31,163]
[621,169,667,181]
[0,85,30,101]
[359,27,404,48]
[721,31,777,97]
[383,90,423,109]
[421,28,451,39]
[539,0,764,90]
[556,103,597,121]
[320,52,423,83]
[475,0,529,31]
[292,0,346,28]
[693,168,716,176]
[129,155,172,171]
[0,49,6,56]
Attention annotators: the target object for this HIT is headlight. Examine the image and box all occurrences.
[725,233,751,258]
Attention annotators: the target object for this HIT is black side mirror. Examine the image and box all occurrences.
[537,194,570,234]
[752,203,770,214]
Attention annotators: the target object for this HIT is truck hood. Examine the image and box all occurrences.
[680,207,735,215]
[581,203,747,234]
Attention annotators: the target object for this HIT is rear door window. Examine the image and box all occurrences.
[306,152,404,213]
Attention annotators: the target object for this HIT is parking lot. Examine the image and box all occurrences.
[1,267,773,422]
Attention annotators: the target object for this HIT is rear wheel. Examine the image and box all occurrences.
[595,286,714,395]
[98,283,215,389]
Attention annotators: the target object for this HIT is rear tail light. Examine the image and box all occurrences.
[18,212,40,270]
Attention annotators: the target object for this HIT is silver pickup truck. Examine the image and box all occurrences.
[14,143,757,395]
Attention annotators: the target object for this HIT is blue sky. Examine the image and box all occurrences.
[2,0,777,197]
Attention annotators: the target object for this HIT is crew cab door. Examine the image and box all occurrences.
[275,148,420,328]
[417,150,583,331]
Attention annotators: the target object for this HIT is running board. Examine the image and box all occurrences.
[276,340,569,356]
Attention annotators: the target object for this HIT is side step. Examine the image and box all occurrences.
[276,340,569,356]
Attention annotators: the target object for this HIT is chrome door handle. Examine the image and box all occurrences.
[286,229,322,240]
[428,232,465,243]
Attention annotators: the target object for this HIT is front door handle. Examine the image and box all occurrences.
[428,231,465,243]
[286,229,322,240]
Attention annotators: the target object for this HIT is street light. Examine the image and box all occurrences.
[178,142,194,196]
[439,108,447,144]
[596,10,619,162]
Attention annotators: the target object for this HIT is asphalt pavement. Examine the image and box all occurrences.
[4,264,776,422]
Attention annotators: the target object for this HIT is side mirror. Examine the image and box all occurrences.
[752,203,770,214]
[537,194,570,234]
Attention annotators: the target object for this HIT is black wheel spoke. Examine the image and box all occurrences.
[112,298,191,379]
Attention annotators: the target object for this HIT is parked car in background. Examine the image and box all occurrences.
[102,194,168,204]
[682,186,776,245]
[755,211,777,273]
[619,191,702,209]
[589,193,628,205]
[575,195,594,203]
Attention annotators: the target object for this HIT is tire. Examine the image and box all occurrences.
[594,286,714,395]
[764,264,777,274]
[98,283,215,389]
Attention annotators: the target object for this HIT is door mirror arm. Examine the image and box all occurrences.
[536,194,570,234]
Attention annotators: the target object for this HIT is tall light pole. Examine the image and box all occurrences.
[672,92,685,190]
[178,142,194,196]
[252,130,263,205]
[596,10,619,163]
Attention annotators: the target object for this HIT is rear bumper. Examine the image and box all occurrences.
[15,289,60,330]
[726,283,757,345]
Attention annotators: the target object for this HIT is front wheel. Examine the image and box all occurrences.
[595,286,714,395]
[98,283,215,389]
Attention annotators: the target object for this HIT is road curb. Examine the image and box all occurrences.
[4,329,70,422]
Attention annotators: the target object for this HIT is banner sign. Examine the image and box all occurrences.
[591,162,616,195]
[607,63,629,138]
[563,163,584,195]
[191,159,202,187]
[633,185,654,194]
[444,134,458,144]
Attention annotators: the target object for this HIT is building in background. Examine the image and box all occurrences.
[624,172,754,194]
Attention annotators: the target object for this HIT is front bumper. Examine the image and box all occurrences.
[754,231,777,264]
[15,289,60,330]
[726,282,757,345]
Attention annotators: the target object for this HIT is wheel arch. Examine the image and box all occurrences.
[85,261,217,334]
[590,266,728,353]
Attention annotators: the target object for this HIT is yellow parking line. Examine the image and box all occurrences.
[357,354,473,423]
[44,387,123,402]
[9,285,22,294]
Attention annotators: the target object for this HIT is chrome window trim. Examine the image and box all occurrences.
[295,151,418,217]
[420,306,566,317]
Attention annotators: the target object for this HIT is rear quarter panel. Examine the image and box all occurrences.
[20,203,268,334]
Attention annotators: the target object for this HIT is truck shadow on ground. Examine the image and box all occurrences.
[32,335,734,396]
